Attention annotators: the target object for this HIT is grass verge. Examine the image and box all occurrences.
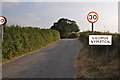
[75,45,120,78]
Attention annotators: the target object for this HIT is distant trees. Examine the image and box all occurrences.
[51,18,80,38]
[68,32,79,38]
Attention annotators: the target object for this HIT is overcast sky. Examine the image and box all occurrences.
[2,1,118,33]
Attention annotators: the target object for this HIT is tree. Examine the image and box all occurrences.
[51,18,80,38]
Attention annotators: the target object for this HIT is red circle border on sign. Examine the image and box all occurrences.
[0,16,7,25]
[87,11,99,23]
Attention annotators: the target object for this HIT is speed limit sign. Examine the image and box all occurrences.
[87,12,99,57]
[0,16,7,25]
[87,11,98,23]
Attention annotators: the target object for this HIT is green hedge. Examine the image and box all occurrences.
[79,31,119,57]
[2,25,60,60]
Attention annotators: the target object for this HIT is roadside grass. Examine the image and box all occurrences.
[87,66,100,73]
[75,31,119,78]
[75,46,119,78]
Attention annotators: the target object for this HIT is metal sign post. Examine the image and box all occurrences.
[0,16,7,66]
[0,16,7,39]
[91,23,94,57]
[106,46,108,56]
[87,11,99,57]
[87,12,112,57]
[92,23,94,32]
[1,25,3,41]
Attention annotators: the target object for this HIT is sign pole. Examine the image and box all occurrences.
[0,16,7,40]
[87,11,98,57]
[92,23,94,33]
[88,12,112,58]
[91,23,94,57]
[1,25,3,39]
[106,46,108,57]
[0,26,2,54]
[0,16,7,68]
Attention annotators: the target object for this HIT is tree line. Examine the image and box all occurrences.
[51,18,80,38]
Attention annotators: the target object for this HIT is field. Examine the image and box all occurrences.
[75,31,120,78]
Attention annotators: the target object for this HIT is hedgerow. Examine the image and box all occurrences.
[79,31,119,57]
[2,25,60,60]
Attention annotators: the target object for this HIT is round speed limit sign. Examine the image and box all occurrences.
[87,11,99,23]
[0,16,7,25]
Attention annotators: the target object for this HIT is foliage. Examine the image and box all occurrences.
[87,67,99,73]
[79,31,119,57]
[2,25,60,60]
[51,18,80,38]
[68,32,79,38]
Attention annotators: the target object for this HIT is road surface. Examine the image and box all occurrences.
[3,39,82,78]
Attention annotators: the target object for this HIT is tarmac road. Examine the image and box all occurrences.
[3,39,82,78]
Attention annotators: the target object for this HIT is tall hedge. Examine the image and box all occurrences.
[79,31,119,57]
[2,25,60,60]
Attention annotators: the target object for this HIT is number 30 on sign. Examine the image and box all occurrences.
[87,11,99,23]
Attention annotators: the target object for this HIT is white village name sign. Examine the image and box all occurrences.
[89,35,112,45]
